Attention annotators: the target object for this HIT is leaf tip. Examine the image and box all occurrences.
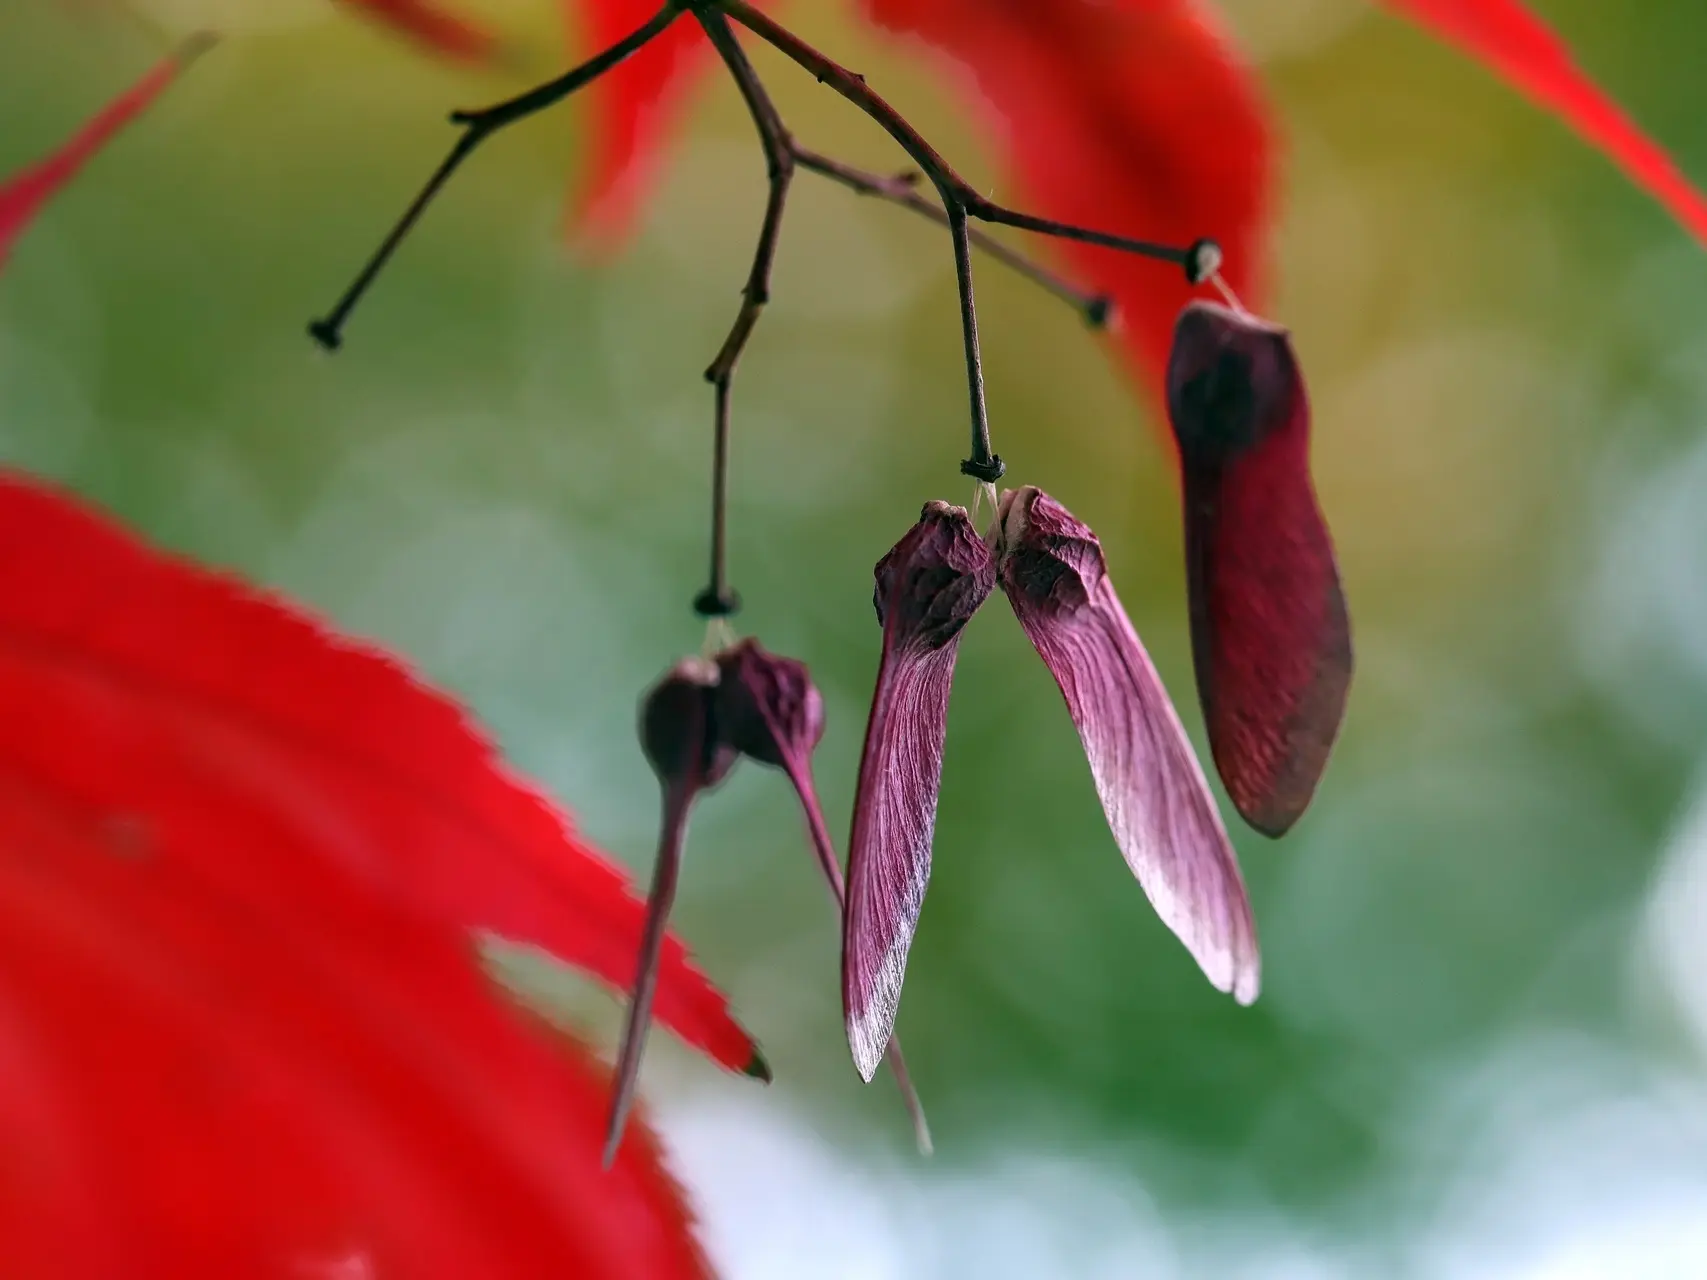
[741,1045,773,1083]
[175,30,222,64]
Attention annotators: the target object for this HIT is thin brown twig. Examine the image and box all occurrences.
[944,201,997,479]
[309,4,679,350]
[693,8,795,618]
[792,149,1112,327]
[692,17,1110,611]
[717,0,1218,477]
[711,0,1004,478]
[713,0,968,199]
[716,0,1216,282]
[311,0,1217,564]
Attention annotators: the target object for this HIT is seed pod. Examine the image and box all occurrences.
[606,657,743,1167]
[1166,301,1352,837]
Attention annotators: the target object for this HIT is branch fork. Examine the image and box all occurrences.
[309,0,1221,616]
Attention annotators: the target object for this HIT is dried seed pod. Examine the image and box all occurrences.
[606,656,743,1166]
[1166,301,1352,837]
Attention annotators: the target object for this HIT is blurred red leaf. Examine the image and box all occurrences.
[336,0,500,64]
[0,37,209,271]
[1379,0,1707,245]
[0,785,712,1275]
[0,469,738,1272]
[0,472,760,1074]
[568,0,730,250]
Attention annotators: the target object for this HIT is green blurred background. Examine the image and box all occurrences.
[5,0,1707,1274]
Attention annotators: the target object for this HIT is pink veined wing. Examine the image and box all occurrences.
[714,638,934,1151]
[994,486,1260,1003]
[844,503,995,1082]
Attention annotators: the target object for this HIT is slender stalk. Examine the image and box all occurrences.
[783,757,933,1155]
[718,0,1213,280]
[967,201,1222,284]
[692,10,796,619]
[718,0,1005,479]
[309,5,679,350]
[308,132,479,351]
[691,6,1119,609]
[719,0,1224,473]
[946,203,1001,481]
[793,149,1111,327]
[718,0,969,197]
[604,778,695,1168]
[311,0,1227,611]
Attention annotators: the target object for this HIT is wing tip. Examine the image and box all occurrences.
[1230,960,1261,1007]
[846,1012,889,1084]
[1209,922,1263,1006]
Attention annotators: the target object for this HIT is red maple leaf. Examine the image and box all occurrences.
[563,0,1706,406]
[0,470,756,1273]
[568,0,746,249]
[1378,0,1707,242]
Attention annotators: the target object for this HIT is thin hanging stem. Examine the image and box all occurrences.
[689,6,1118,609]
[309,4,679,350]
[692,9,796,619]
[946,203,1000,481]
[603,777,696,1168]
[716,0,1220,480]
[310,0,1222,492]
[715,0,1008,479]
[690,4,1122,600]
[782,755,933,1155]
[968,204,1220,283]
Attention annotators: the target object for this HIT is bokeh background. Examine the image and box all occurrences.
[5,0,1707,1274]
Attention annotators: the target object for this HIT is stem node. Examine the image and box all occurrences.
[693,587,743,618]
[307,319,343,353]
[1186,237,1223,285]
